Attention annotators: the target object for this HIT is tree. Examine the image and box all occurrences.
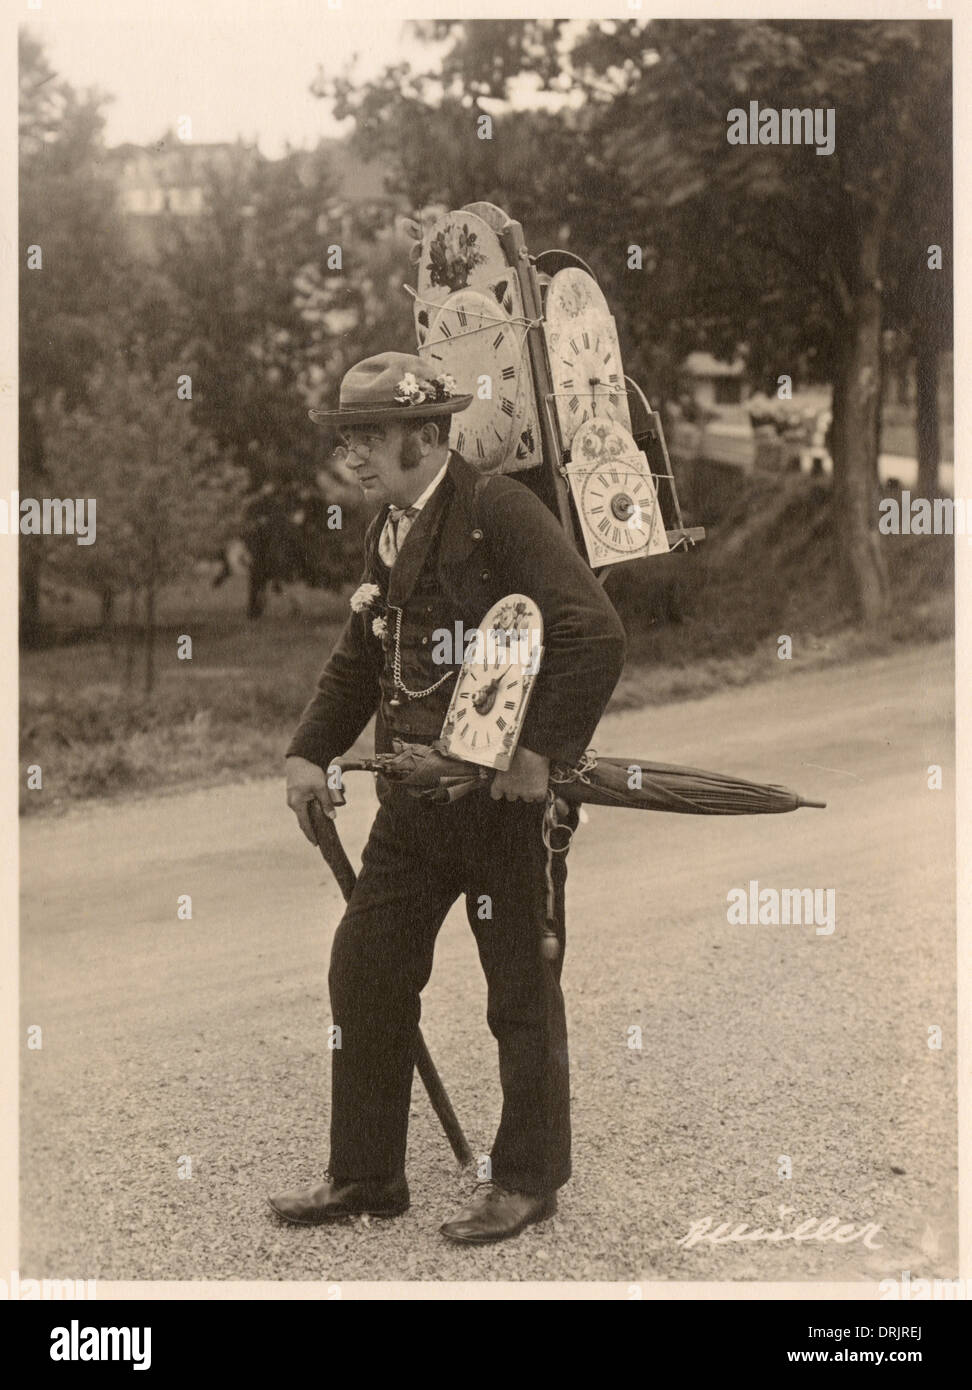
[152,144,405,596]
[882,65,952,498]
[39,354,246,693]
[326,18,951,622]
[19,29,135,641]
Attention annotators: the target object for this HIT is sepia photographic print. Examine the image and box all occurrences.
[3,0,968,1330]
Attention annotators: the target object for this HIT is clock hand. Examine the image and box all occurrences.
[492,663,513,682]
[472,667,512,715]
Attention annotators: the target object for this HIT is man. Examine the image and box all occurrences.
[268,352,626,1243]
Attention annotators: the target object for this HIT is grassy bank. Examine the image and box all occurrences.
[605,471,954,707]
[20,474,954,817]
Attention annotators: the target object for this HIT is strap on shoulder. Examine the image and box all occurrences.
[471,471,497,531]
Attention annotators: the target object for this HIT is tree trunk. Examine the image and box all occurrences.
[100,586,115,631]
[915,333,940,498]
[896,344,911,407]
[19,545,43,647]
[19,396,45,646]
[124,585,138,689]
[830,219,890,624]
[143,578,157,697]
[873,331,886,464]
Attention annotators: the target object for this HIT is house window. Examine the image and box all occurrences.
[167,186,204,214]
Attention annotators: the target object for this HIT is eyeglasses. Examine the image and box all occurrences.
[332,432,385,464]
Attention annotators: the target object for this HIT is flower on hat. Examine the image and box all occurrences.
[393,372,461,407]
[397,372,421,399]
[350,581,382,613]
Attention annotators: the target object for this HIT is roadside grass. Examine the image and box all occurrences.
[20,588,356,816]
[20,474,954,817]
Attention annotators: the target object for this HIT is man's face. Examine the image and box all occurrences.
[338,424,411,505]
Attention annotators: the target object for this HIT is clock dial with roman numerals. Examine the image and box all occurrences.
[420,289,539,473]
[565,419,669,568]
[439,594,544,772]
[543,268,632,446]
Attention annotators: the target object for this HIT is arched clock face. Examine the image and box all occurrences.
[460,201,512,233]
[543,268,632,444]
[413,210,520,340]
[565,420,669,568]
[420,289,540,472]
[440,594,544,771]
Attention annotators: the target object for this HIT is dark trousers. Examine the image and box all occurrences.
[327,779,577,1195]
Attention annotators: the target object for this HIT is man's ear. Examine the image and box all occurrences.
[419,420,441,451]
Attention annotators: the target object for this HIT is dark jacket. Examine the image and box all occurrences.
[286,450,626,771]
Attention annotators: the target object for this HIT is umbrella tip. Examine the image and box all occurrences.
[798,798,827,809]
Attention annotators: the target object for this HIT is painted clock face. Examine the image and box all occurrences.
[440,594,544,772]
[413,210,520,342]
[543,268,632,443]
[420,289,540,472]
[565,420,669,568]
[412,210,542,473]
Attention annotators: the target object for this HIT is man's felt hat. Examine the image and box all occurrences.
[308,352,473,428]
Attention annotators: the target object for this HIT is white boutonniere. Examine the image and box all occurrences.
[349,580,389,645]
[350,581,382,613]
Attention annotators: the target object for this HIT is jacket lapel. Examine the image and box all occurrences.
[365,505,392,586]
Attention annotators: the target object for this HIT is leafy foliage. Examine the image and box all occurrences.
[322,17,951,619]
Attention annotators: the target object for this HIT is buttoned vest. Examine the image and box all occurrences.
[372,500,463,746]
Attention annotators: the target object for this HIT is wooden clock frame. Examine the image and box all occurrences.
[414,201,705,579]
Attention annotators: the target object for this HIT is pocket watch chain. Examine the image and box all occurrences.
[388,604,456,701]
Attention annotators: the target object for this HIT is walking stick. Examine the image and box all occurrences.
[307,799,473,1167]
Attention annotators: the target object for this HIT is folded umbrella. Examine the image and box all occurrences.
[335,740,826,815]
[320,740,825,1146]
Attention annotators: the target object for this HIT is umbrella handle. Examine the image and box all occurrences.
[308,800,356,901]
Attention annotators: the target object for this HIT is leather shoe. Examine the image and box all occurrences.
[267,1173,409,1226]
[440,1183,557,1244]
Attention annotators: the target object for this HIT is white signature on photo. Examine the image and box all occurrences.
[676,1208,883,1249]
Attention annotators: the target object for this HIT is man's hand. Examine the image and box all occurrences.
[286,755,343,844]
[489,745,550,803]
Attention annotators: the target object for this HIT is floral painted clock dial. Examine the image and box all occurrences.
[440,595,544,772]
[565,420,669,568]
[543,268,632,445]
[420,289,540,472]
[413,210,521,341]
[411,209,542,473]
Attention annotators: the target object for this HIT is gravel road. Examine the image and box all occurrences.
[20,644,957,1286]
